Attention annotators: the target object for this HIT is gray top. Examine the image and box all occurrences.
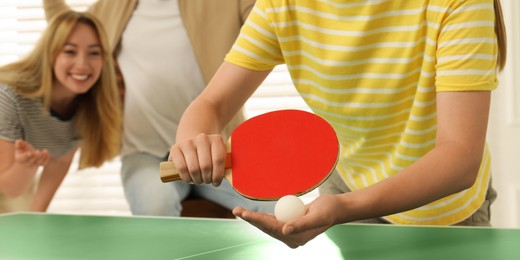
[0,83,80,157]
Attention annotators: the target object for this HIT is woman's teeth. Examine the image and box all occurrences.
[71,74,88,80]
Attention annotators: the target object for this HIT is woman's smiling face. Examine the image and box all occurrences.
[53,22,103,97]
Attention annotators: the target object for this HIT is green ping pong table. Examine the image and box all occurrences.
[0,213,519,260]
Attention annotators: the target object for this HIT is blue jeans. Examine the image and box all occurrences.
[121,152,275,216]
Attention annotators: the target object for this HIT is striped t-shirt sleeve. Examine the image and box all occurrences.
[225,0,284,71]
[435,0,498,91]
[0,84,22,141]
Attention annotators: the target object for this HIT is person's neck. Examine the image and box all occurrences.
[50,91,78,120]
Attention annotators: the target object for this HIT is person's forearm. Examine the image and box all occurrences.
[336,142,483,223]
[31,151,75,212]
[176,62,271,143]
[175,98,224,143]
[0,164,39,197]
[335,91,490,224]
[31,169,68,212]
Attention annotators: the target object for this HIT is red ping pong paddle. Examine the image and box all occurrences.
[160,109,339,200]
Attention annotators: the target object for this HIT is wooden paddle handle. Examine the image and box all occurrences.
[160,153,232,183]
[159,162,182,182]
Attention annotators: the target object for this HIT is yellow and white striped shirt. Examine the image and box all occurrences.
[225,0,498,225]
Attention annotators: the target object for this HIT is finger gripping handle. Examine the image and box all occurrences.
[159,153,232,183]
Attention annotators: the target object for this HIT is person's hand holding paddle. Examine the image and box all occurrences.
[167,133,228,186]
[164,109,339,201]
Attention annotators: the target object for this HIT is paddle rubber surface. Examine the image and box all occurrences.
[229,109,338,200]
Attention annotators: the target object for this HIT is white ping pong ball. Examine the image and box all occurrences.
[274,195,306,222]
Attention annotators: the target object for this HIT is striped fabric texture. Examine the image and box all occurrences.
[0,83,80,157]
[225,0,498,225]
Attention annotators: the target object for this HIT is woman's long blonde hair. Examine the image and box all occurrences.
[0,11,122,168]
[495,0,507,70]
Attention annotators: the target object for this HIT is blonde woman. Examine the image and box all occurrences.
[44,0,275,217]
[0,11,122,213]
